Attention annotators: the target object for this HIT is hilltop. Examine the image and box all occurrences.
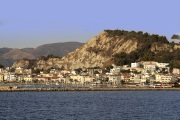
[12,30,180,70]
[171,34,180,44]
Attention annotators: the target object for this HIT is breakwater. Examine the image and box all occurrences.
[1,87,180,92]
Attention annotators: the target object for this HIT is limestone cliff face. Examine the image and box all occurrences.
[12,31,138,69]
[59,31,138,69]
[34,58,64,69]
[174,44,180,50]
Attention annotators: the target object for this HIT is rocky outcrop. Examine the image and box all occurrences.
[60,31,138,69]
[12,59,36,69]
[174,44,180,50]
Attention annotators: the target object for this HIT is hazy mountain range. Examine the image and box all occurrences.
[0,42,84,66]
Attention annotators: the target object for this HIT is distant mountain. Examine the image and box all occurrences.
[0,48,12,55]
[0,57,14,67]
[21,48,35,54]
[33,42,84,57]
[0,48,14,66]
[0,42,84,67]
[3,49,36,60]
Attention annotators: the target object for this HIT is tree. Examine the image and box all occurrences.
[0,64,4,68]
[33,69,41,74]
[171,34,179,39]
[74,68,82,74]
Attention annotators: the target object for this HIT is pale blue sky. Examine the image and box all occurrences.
[0,0,179,48]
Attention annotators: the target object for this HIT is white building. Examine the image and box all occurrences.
[172,68,180,75]
[130,74,146,84]
[131,62,140,68]
[15,67,24,74]
[171,39,180,44]
[3,73,16,81]
[70,75,94,84]
[156,63,169,68]
[24,75,35,82]
[155,74,172,83]
[143,61,157,71]
[108,75,121,84]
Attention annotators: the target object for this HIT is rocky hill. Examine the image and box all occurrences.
[12,30,180,70]
[0,42,83,67]
[61,30,138,69]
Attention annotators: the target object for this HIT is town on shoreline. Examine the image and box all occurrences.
[0,61,180,90]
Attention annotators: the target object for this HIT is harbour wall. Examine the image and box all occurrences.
[1,87,180,92]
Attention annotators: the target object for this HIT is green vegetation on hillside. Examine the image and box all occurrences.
[171,34,180,39]
[106,30,180,69]
[0,64,4,68]
[104,29,169,44]
[39,54,61,61]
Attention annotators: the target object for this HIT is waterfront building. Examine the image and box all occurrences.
[120,73,131,83]
[107,74,121,85]
[3,72,16,82]
[70,75,94,84]
[24,75,35,82]
[155,74,172,83]
[129,74,146,84]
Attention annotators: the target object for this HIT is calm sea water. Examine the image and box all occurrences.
[0,91,180,120]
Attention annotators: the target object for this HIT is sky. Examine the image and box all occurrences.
[0,0,180,48]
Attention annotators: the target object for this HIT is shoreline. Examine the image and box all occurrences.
[1,87,180,92]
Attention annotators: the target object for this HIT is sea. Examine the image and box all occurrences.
[0,91,180,120]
